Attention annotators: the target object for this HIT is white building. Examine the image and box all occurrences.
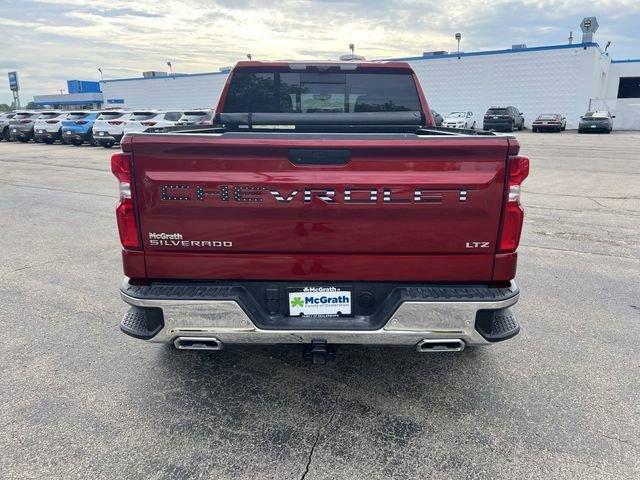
[99,42,640,130]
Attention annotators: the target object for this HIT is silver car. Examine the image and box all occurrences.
[8,111,39,142]
[0,111,17,141]
[578,111,614,133]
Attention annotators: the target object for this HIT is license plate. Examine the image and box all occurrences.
[66,131,72,135]
[99,131,104,136]
[39,129,45,133]
[12,129,17,133]
[590,125,597,128]
[493,116,498,119]
[289,288,352,317]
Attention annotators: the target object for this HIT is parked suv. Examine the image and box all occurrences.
[33,111,69,143]
[8,111,39,142]
[123,111,183,134]
[578,111,614,133]
[0,111,17,141]
[61,111,100,146]
[483,106,524,132]
[176,109,214,126]
[92,111,131,148]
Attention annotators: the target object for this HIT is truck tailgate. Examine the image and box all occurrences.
[129,133,511,281]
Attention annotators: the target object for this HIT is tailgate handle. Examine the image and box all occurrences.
[289,149,350,165]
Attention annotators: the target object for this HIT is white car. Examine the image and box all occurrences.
[33,111,69,144]
[123,110,184,134]
[0,111,17,141]
[442,111,476,129]
[92,111,131,148]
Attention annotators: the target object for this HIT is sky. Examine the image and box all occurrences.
[1,0,639,105]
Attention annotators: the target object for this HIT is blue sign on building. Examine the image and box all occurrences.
[67,80,101,94]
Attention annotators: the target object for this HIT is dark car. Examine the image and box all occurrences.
[578,111,614,133]
[532,113,566,132]
[483,106,524,132]
[431,109,443,126]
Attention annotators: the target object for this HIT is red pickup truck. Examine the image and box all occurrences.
[112,60,529,363]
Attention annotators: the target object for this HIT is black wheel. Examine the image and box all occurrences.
[532,127,537,133]
[509,122,515,132]
[102,142,114,149]
[72,139,83,146]
[18,137,29,143]
[44,139,55,144]
[89,134,98,147]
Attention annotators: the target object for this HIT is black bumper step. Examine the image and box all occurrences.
[120,306,164,340]
[475,308,520,342]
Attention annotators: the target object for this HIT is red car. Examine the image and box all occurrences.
[112,60,529,363]
[532,113,566,132]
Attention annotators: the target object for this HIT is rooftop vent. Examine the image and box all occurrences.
[511,44,527,50]
[423,51,448,57]
[142,71,167,78]
[580,17,599,43]
[338,54,366,61]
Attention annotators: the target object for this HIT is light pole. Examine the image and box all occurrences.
[246,54,252,60]
[98,68,103,80]
[167,61,173,76]
[455,33,462,59]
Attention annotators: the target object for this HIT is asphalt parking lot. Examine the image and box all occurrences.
[1,131,638,479]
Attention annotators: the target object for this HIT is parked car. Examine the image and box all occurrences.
[532,113,566,132]
[442,111,476,129]
[483,106,524,132]
[92,111,131,148]
[0,111,17,141]
[123,110,183,134]
[431,110,443,126]
[578,111,614,133]
[113,60,528,361]
[61,111,100,146]
[8,111,39,142]
[176,109,214,126]
[33,111,69,143]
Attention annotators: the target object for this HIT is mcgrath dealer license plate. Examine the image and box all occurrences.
[289,287,352,317]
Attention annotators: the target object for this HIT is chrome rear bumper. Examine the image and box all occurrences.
[120,280,520,347]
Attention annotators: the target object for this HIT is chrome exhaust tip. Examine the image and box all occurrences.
[173,336,223,351]
[416,339,465,353]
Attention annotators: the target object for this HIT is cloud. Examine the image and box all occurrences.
[1,0,639,105]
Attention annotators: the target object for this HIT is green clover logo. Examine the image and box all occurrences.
[291,296,304,308]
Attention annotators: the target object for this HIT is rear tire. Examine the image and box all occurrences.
[89,134,98,147]
[102,142,114,149]
[532,127,537,133]
[44,139,55,144]
[72,139,83,146]
[18,137,29,143]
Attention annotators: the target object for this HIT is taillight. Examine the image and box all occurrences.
[497,154,530,253]
[111,152,140,249]
[141,121,157,126]
[46,120,58,124]
[20,120,31,124]
[109,120,124,125]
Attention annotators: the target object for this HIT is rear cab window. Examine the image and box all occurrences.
[222,69,421,114]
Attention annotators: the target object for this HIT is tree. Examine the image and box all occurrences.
[0,104,11,111]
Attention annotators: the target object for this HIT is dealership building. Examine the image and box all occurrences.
[33,22,640,130]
